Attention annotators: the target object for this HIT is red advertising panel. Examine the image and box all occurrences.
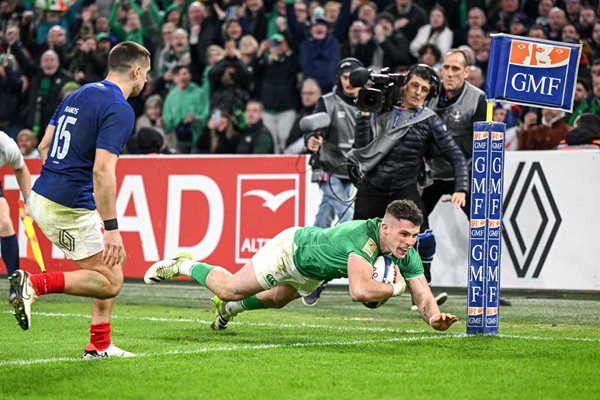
[0,156,309,278]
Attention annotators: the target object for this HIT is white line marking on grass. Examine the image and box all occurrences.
[0,334,462,367]
[0,310,431,334]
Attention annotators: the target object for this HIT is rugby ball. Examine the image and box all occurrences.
[363,255,396,309]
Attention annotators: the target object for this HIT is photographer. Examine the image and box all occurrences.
[301,57,362,307]
[349,64,468,306]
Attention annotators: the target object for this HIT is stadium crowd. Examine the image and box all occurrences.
[2,0,600,156]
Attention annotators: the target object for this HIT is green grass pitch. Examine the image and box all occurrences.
[0,281,599,400]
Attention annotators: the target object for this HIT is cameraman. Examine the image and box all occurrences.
[306,57,364,228]
[351,64,468,306]
[301,57,363,306]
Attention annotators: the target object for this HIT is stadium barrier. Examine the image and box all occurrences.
[0,151,598,291]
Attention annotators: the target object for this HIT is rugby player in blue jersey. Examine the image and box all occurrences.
[9,41,151,359]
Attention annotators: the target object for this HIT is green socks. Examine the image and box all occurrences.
[189,263,215,286]
[241,295,267,310]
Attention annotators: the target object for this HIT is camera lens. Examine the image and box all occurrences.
[364,92,379,107]
[357,88,383,112]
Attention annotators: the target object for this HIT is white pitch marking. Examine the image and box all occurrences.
[0,311,431,334]
[0,334,461,367]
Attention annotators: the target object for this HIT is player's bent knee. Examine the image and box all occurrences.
[0,217,15,236]
[214,286,249,302]
[98,281,122,299]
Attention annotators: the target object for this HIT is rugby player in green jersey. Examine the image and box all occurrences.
[145,200,458,331]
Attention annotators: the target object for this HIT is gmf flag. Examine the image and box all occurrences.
[485,34,581,111]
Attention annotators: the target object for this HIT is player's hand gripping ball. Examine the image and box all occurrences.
[363,255,396,309]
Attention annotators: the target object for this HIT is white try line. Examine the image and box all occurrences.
[0,334,461,367]
[0,310,432,334]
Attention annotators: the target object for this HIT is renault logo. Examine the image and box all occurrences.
[502,162,562,278]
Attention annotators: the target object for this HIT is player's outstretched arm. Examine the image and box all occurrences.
[38,125,56,164]
[408,275,458,331]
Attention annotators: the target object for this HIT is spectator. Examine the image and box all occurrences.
[324,1,341,24]
[509,12,530,36]
[284,78,321,154]
[16,129,39,158]
[0,52,24,139]
[546,7,568,41]
[535,0,554,27]
[109,0,147,45]
[209,38,253,123]
[383,0,427,43]
[565,0,582,25]
[60,80,80,99]
[214,17,245,47]
[239,34,259,67]
[297,13,341,92]
[466,65,485,89]
[493,103,520,150]
[152,22,176,76]
[255,33,299,153]
[197,108,240,153]
[236,100,274,154]
[158,28,191,77]
[518,108,570,150]
[32,0,84,45]
[243,0,269,43]
[355,2,378,30]
[489,0,520,33]
[94,14,118,45]
[342,20,372,67]
[13,48,72,136]
[369,12,410,71]
[409,5,453,60]
[68,34,109,84]
[589,22,600,60]
[136,127,168,154]
[528,24,548,39]
[558,112,600,149]
[186,1,217,67]
[417,43,442,69]
[163,64,209,153]
[27,25,70,67]
[0,0,24,36]
[577,5,596,41]
[135,94,165,137]
[163,4,182,27]
[453,7,487,47]
[566,79,593,126]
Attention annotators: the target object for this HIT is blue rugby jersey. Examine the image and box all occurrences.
[33,80,134,210]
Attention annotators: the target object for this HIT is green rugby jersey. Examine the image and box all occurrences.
[292,218,424,280]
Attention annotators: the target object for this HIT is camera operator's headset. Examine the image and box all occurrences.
[404,63,441,101]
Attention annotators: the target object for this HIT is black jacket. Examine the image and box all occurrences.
[354,108,468,192]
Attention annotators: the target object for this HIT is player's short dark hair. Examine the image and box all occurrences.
[385,200,423,227]
[108,41,151,74]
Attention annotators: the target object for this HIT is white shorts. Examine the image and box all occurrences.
[251,227,324,297]
[29,191,104,261]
